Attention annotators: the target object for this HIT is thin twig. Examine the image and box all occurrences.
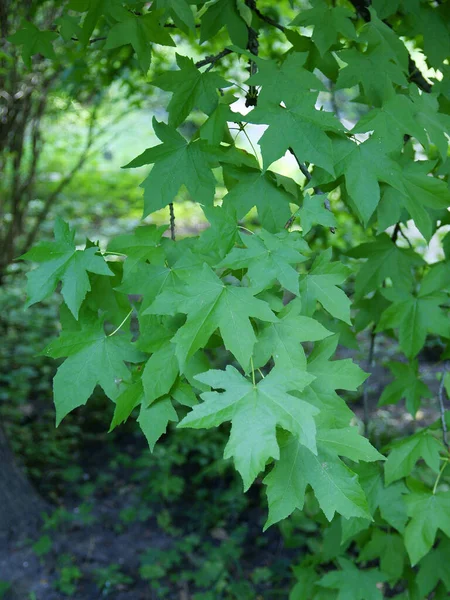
[169,202,176,241]
[363,327,376,437]
[438,363,449,450]
[251,4,286,32]
[195,49,233,69]
[391,222,401,242]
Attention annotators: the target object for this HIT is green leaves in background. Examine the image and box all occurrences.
[8,20,58,67]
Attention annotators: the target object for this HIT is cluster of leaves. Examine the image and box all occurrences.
[12,0,450,597]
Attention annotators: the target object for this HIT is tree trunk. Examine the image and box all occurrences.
[0,425,48,542]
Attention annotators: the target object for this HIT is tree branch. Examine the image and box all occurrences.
[363,326,376,436]
[169,203,176,241]
[195,49,233,69]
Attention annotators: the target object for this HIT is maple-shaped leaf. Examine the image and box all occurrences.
[359,530,406,583]
[376,289,450,358]
[68,0,125,45]
[154,0,196,31]
[152,54,231,127]
[264,434,371,528]
[147,264,277,369]
[245,94,342,174]
[218,229,307,295]
[138,395,178,451]
[180,366,316,490]
[379,360,432,415]
[235,49,325,105]
[200,0,248,47]
[298,194,336,235]
[317,426,384,463]
[352,93,429,153]
[405,490,450,565]
[222,165,299,232]
[123,119,216,216]
[384,430,444,485]
[336,44,408,104]
[291,0,356,55]
[318,558,386,600]
[254,300,332,372]
[104,12,175,72]
[332,136,405,225]
[8,20,58,67]
[417,538,450,598]
[409,86,450,161]
[347,233,424,300]
[142,341,179,405]
[299,248,352,324]
[200,93,238,145]
[20,218,113,319]
[43,324,145,425]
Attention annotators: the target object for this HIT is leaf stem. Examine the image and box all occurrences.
[101,251,127,257]
[250,357,256,387]
[433,459,448,494]
[108,308,133,337]
[238,225,254,235]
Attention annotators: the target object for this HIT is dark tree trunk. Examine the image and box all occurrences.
[0,425,48,542]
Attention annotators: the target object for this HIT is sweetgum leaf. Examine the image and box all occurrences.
[123,119,216,215]
[200,0,248,47]
[8,20,58,67]
[138,395,178,451]
[384,430,444,485]
[264,435,371,528]
[218,229,307,295]
[405,491,450,565]
[21,218,113,319]
[180,366,317,490]
[152,54,231,127]
[318,558,386,600]
[147,264,278,369]
[43,325,144,425]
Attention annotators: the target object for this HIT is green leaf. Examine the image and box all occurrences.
[180,366,317,490]
[264,435,371,528]
[43,325,144,425]
[222,165,298,232]
[254,304,332,372]
[246,94,342,174]
[336,45,408,104]
[417,538,450,597]
[109,380,144,431]
[348,233,424,300]
[142,342,179,405]
[200,0,248,47]
[154,0,196,31]
[376,291,450,358]
[359,530,405,583]
[404,490,450,565]
[317,427,384,463]
[68,0,125,45]
[8,20,58,67]
[123,119,216,215]
[152,54,231,127]
[384,430,444,485]
[299,249,352,324]
[147,264,277,369]
[291,1,356,56]
[298,194,336,235]
[21,218,113,319]
[318,558,386,600]
[218,229,307,295]
[379,360,432,415]
[138,396,178,451]
[244,50,325,105]
[104,12,175,72]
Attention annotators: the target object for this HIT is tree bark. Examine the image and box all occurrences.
[0,425,48,542]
